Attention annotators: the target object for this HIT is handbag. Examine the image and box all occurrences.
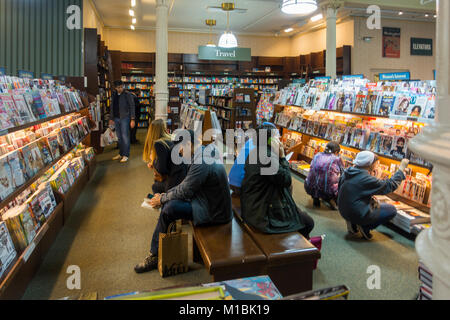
[158,222,189,278]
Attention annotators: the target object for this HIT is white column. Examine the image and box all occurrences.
[322,1,342,79]
[155,0,169,121]
[409,0,450,300]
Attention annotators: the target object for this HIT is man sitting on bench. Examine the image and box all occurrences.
[240,124,315,238]
[134,129,233,274]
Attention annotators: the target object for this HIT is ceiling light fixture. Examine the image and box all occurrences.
[434,14,437,18]
[281,0,318,15]
[129,9,134,16]
[284,27,294,33]
[425,14,429,17]
[131,0,136,7]
[310,13,323,22]
[398,11,404,15]
[132,18,137,24]
[205,19,217,47]
[131,25,135,30]
[218,8,238,48]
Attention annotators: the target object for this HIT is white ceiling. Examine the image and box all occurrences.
[90,0,436,36]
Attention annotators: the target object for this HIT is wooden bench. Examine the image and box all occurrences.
[231,197,321,296]
[190,217,267,282]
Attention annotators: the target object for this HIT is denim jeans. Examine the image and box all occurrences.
[362,203,397,232]
[150,200,193,255]
[114,117,131,158]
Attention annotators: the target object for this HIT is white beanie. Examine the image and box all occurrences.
[353,151,376,167]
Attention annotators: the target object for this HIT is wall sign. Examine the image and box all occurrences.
[411,38,433,56]
[18,70,34,79]
[383,27,401,58]
[315,76,331,80]
[41,73,54,80]
[0,67,5,76]
[379,72,411,81]
[342,74,364,80]
[198,46,251,62]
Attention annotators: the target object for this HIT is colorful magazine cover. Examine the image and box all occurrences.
[407,95,427,118]
[422,94,436,119]
[377,93,394,116]
[341,92,355,113]
[364,92,380,115]
[46,134,61,160]
[353,91,368,114]
[12,93,36,124]
[0,155,14,201]
[37,138,54,165]
[392,93,411,116]
[31,90,47,119]
[0,93,24,127]
[0,96,15,130]
[390,136,407,159]
[0,221,17,279]
[7,150,26,188]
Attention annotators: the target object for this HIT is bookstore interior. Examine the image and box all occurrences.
[0,0,449,303]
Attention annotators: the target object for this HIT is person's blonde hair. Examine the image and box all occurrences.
[143,119,171,163]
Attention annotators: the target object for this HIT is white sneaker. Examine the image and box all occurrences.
[120,156,129,163]
[112,155,122,161]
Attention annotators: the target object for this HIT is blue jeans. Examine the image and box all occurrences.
[150,200,193,255]
[114,117,131,158]
[362,204,397,232]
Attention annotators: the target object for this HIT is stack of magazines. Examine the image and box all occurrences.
[418,261,433,300]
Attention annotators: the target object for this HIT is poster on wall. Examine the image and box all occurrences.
[382,27,401,58]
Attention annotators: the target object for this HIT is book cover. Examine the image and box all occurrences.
[378,93,394,116]
[407,94,427,118]
[36,138,54,166]
[353,92,368,114]
[46,134,61,160]
[0,155,15,201]
[389,136,407,159]
[391,94,411,116]
[0,93,24,127]
[31,90,47,119]
[12,93,36,124]
[7,150,26,188]
[0,96,15,131]
[203,275,282,300]
[0,221,17,279]
[364,92,380,115]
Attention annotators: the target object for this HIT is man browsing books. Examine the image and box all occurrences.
[109,80,136,163]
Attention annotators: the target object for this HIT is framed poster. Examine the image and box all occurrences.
[383,27,401,58]
[411,38,433,56]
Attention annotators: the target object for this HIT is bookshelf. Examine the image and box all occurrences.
[168,87,181,133]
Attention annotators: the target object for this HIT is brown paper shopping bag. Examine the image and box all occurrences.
[158,222,189,278]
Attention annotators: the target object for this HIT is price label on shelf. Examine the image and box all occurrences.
[22,242,37,263]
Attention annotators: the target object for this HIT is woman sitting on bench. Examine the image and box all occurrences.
[240,124,315,239]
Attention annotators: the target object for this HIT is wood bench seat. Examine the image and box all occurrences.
[231,197,321,296]
[190,218,266,282]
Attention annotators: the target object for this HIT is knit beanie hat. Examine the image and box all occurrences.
[353,151,376,167]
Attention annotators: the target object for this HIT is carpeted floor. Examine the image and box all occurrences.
[22,131,421,300]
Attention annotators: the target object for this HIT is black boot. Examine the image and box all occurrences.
[313,198,321,208]
[134,253,158,274]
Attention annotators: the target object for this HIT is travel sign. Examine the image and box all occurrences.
[198,46,251,62]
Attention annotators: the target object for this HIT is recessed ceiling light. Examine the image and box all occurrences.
[284,28,294,33]
[310,13,323,22]
[132,18,137,24]
[131,25,135,30]
[131,0,136,7]
[398,11,403,15]
[425,14,429,17]
[129,9,134,16]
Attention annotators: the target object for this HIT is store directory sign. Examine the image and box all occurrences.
[198,46,251,61]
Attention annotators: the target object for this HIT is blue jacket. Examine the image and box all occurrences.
[228,139,256,188]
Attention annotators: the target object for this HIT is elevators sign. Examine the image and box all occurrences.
[198,46,251,61]
[383,27,401,58]
[411,38,433,56]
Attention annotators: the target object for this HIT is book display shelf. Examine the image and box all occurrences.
[121,75,154,129]
[272,78,435,236]
[0,76,99,300]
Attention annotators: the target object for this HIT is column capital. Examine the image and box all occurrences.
[319,0,344,12]
[156,0,170,8]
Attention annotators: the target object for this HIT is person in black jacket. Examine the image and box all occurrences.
[240,124,314,238]
[338,151,409,240]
